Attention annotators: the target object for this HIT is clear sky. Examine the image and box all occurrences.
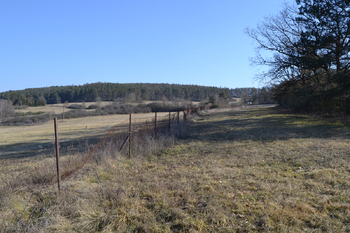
[0,0,294,93]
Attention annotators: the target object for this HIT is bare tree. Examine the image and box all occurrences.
[245,3,305,84]
[0,99,15,119]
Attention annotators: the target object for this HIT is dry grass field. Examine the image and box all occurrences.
[14,101,115,115]
[14,101,198,115]
[1,106,350,232]
[0,112,170,159]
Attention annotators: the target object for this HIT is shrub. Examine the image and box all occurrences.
[87,104,99,109]
[147,102,190,112]
[0,113,52,126]
[57,110,92,119]
[0,100,16,118]
[16,111,46,117]
[67,104,83,109]
[210,104,220,109]
[100,103,150,114]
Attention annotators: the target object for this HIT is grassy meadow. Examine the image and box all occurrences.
[13,101,198,115]
[1,106,350,232]
[14,101,115,115]
[0,112,171,159]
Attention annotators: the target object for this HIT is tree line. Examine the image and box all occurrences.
[0,83,275,107]
[247,0,350,113]
[0,83,231,106]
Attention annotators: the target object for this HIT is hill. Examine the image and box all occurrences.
[0,83,276,107]
[0,83,231,106]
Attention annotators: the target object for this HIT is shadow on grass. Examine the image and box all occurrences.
[2,106,349,159]
[0,133,108,160]
[185,107,350,141]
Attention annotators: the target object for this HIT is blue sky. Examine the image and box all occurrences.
[0,0,294,92]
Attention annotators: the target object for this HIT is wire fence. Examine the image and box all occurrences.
[0,108,200,193]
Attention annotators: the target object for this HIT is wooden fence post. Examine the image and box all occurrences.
[54,118,61,191]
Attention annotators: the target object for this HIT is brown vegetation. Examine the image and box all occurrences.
[1,106,349,232]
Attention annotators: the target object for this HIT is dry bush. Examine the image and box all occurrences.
[147,101,192,112]
[0,99,16,119]
[0,113,52,126]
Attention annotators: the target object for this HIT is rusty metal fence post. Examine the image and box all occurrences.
[54,118,61,191]
[129,114,132,159]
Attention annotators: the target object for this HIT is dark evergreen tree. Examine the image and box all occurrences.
[247,0,350,112]
[1,83,232,105]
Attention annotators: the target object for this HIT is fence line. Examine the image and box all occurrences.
[58,109,197,184]
[0,108,200,193]
[61,124,118,180]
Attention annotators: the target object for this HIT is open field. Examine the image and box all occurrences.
[1,106,350,232]
[14,100,200,115]
[0,112,171,159]
[14,101,115,114]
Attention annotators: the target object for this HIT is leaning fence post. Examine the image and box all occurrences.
[129,114,132,159]
[155,112,157,137]
[54,118,61,191]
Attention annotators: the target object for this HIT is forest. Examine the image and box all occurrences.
[0,83,229,106]
[0,83,274,107]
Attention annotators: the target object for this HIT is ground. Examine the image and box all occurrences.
[1,106,349,232]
